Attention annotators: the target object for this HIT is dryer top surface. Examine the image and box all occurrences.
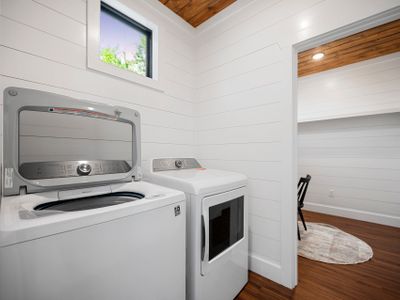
[145,161,247,195]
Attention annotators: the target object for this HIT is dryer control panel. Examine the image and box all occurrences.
[153,158,201,172]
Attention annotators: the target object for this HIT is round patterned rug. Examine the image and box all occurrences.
[298,222,373,264]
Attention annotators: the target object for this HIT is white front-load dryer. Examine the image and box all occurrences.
[144,158,249,300]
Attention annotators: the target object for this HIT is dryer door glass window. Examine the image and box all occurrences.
[208,196,244,260]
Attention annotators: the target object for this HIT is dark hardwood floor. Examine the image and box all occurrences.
[236,211,400,300]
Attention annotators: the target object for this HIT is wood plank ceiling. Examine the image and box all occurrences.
[298,19,400,77]
[159,0,236,27]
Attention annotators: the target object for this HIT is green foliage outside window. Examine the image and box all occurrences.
[100,36,147,76]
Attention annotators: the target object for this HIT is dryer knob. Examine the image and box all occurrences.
[175,160,183,169]
[77,163,92,176]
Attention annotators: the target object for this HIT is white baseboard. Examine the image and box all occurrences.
[305,202,400,228]
[249,254,286,287]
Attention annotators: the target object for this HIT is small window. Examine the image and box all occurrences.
[100,2,152,78]
[87,0,160,90]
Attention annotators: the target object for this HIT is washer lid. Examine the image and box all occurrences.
[146,158,247,195]
[3,87,142,196]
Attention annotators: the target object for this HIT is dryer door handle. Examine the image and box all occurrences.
[201,211,209,276]
[201,215,205,261]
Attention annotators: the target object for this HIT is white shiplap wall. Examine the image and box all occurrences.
[298,113,400,227]
[194,0,400,288]
[0,0,197,171]
[298,53,400,228]
[298,52,400,122]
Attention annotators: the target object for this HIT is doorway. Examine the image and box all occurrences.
[292,7,400,299]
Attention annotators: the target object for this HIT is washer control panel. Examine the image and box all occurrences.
[153,158,201,172]
[19,160,131,180]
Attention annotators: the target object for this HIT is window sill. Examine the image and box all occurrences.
[87,57,164,92]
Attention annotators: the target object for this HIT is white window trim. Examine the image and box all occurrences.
[87,0,161,91]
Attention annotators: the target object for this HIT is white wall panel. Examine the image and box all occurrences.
[164,48,195,74]
[308,184,400,205]
[0,16,86,69]
[195,82,284,116]
[298,53,400,122]
[247,179,281,202]
[163,29,195,61]
[2,0,86,46]
[163,63,195,89]
[249,197,281,221]
[249,233,281,263]
[196,102,282,131]
[142,125,194,145]
[197,62,284,102]
[198,143,282,161]
[141,143,195,161]
[33,0,87,24]
[195,122,281,145]
[301,164,400,181]
[249,214,281,241]
[197,44,281,88]
[299,113,400,227]
[163,78,194,102]
[200,159,282,182]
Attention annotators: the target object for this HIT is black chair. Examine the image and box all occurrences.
[297,174,311,240]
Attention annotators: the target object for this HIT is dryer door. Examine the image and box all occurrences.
[201,187,245,276]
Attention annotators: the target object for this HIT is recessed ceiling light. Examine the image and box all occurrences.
[312,52,324,60]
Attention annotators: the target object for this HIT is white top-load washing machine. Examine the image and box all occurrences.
[0,87,186,300]
[144,158,248,300]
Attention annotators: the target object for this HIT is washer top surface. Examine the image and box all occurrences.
[0,181,184,247]
[145,159,247,195]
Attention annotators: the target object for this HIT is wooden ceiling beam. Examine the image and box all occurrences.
[160,0,191,12]
[298,20,400,60]
[299,33,400,69]
[159,0,236,27]
[188,0,236,27]
[298,19,400,77]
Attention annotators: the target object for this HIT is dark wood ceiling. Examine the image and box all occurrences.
[159,0,236,27]
[298,19,400,77]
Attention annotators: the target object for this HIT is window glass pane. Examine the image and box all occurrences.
[100,3,151,77]
[208,196,244,260]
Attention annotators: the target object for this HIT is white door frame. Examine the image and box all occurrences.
[289,6,400,288]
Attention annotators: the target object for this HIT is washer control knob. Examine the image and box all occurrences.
[175,160,183,169]
[77,163,92,176]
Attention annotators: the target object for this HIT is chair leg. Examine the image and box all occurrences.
[297,224,301,240]
[299,208,307,231]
